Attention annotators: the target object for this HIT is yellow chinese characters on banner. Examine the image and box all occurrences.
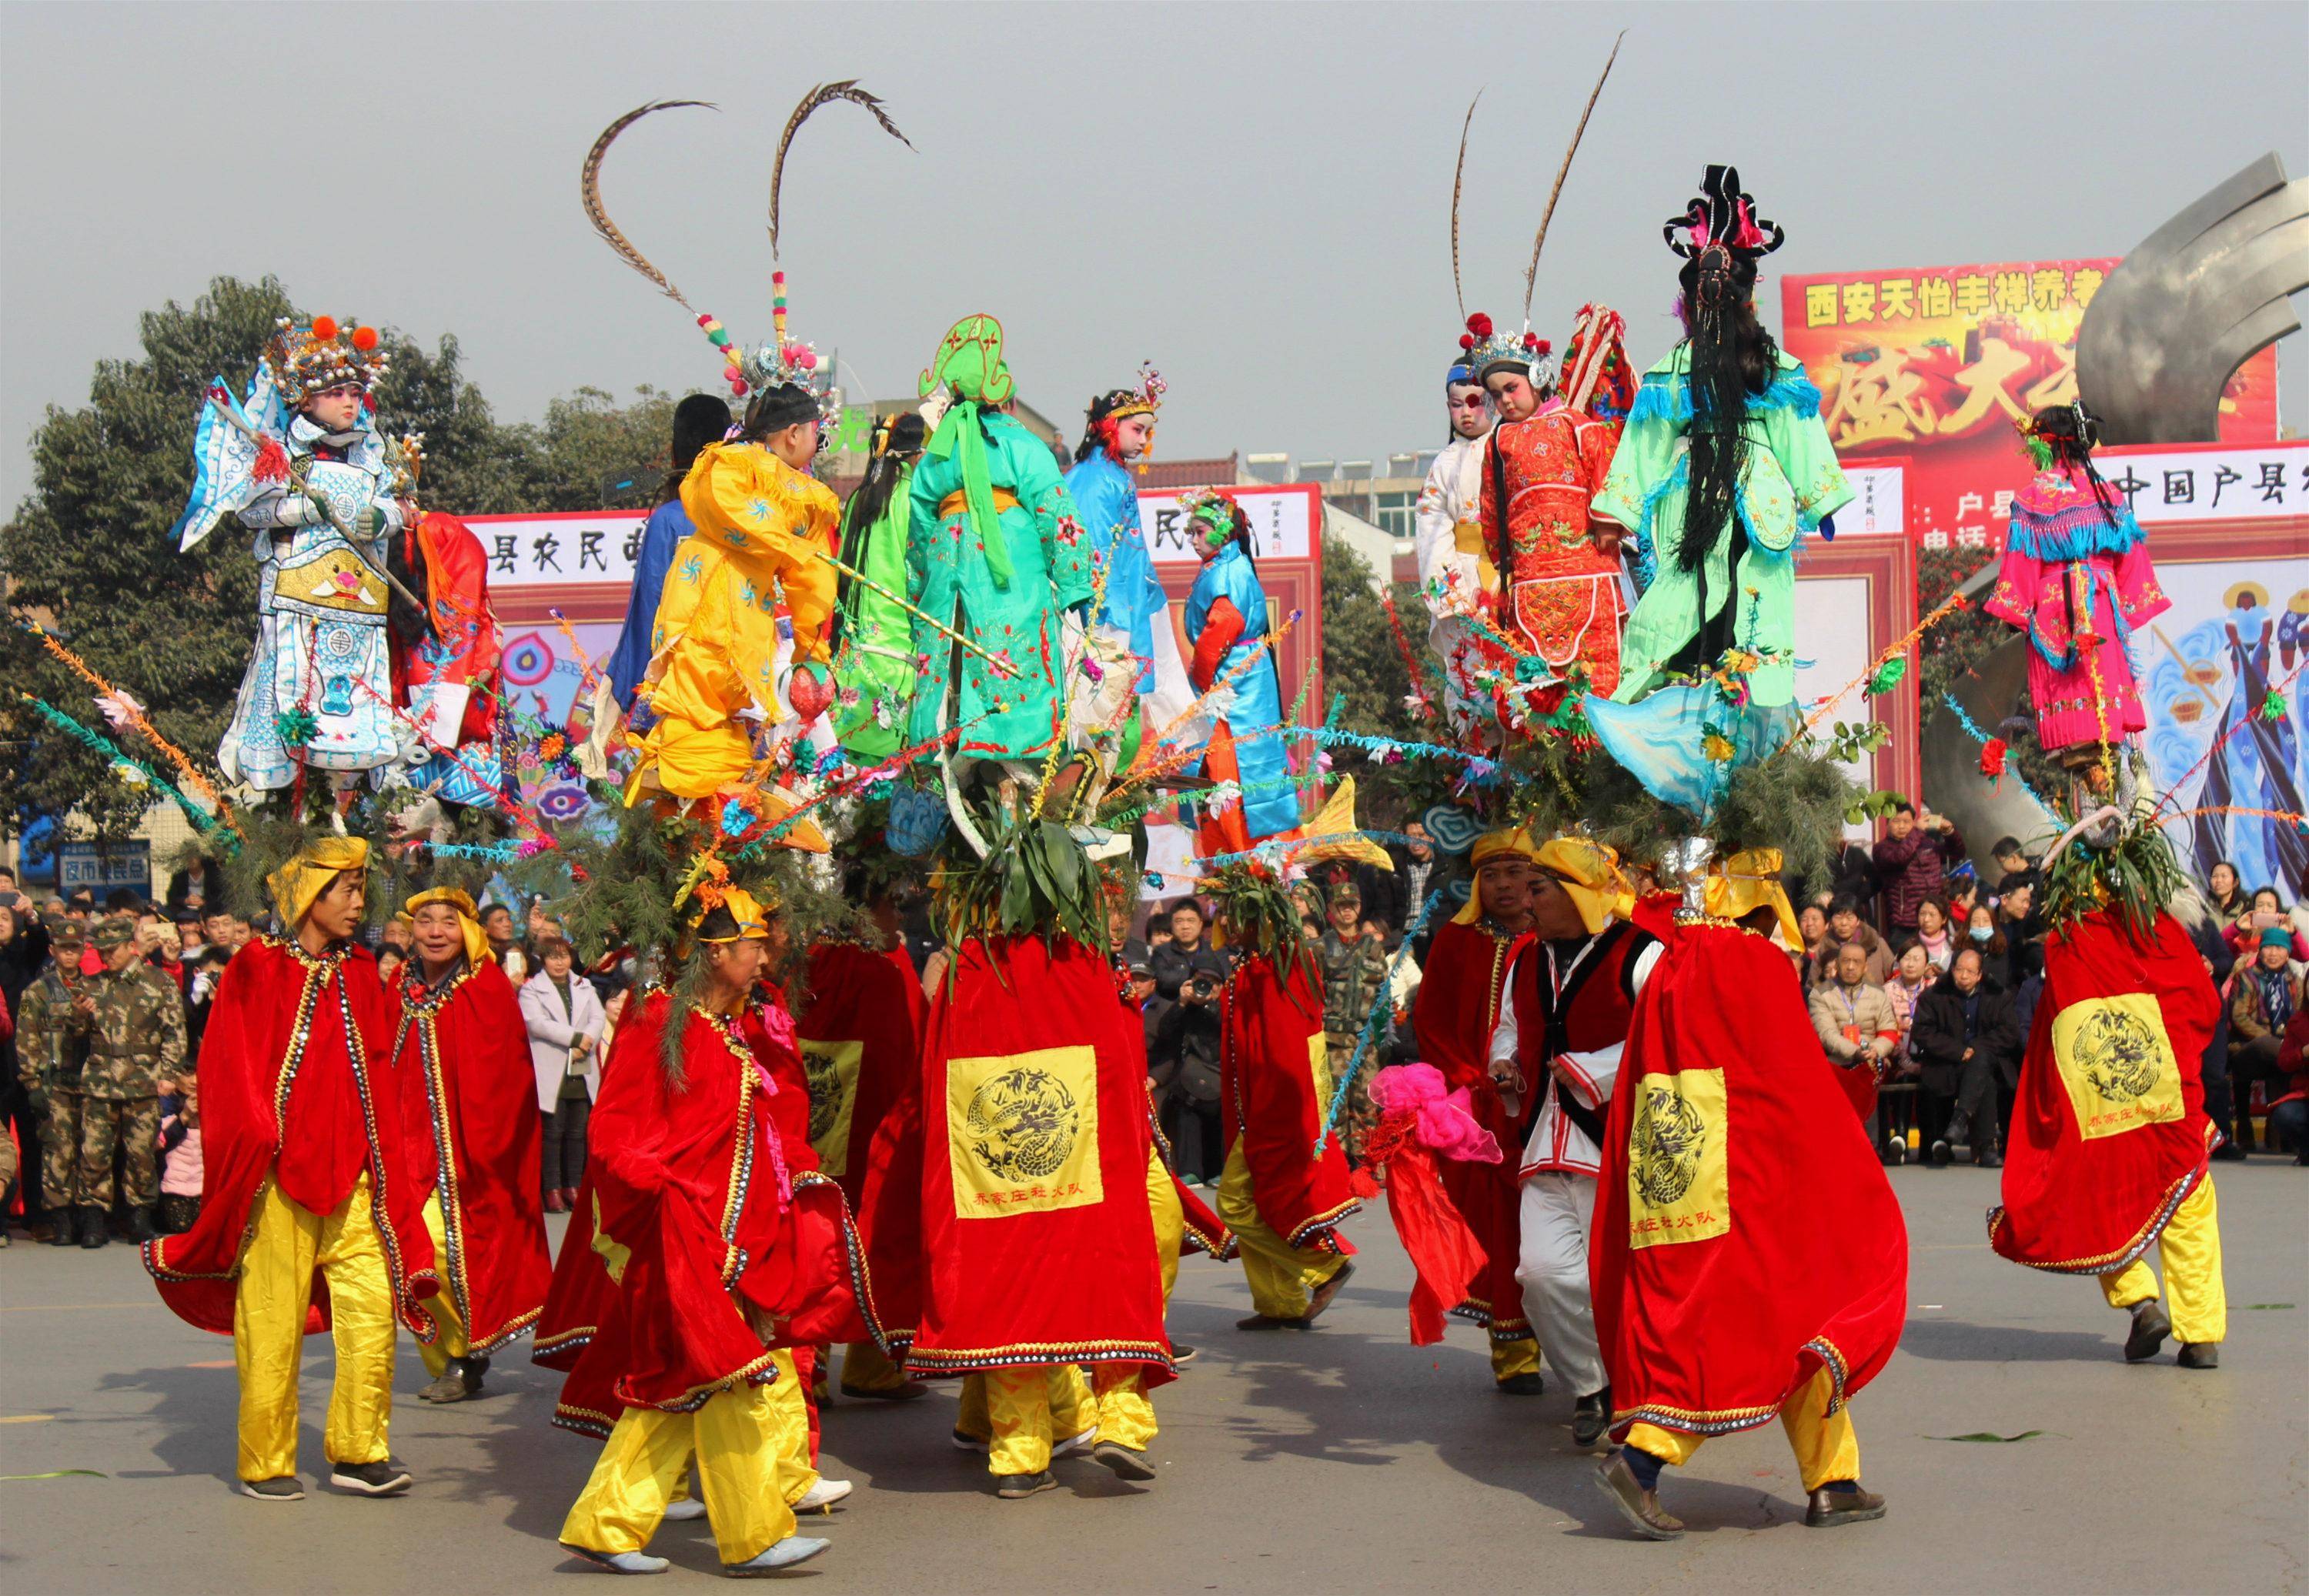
[946,1044,1104,1220]
[1780,259,2279,553]
[800,1037,864,1180]
[1626,1067,1732,1250]
[2050,993,2185,1140]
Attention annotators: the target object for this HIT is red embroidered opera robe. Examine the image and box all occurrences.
[1219,953,1359,1250]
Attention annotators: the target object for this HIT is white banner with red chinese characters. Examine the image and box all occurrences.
[2093,439,2309,526]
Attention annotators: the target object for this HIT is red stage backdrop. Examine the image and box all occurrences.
[1781,259,2281,556]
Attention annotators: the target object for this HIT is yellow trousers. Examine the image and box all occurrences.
[839,1338,908,1394]
[1084,1150,1180,1456]
[561,1383,795,1566]
[416,1193,469,1377]
[1626,1368,1861,1494]
[764,1348,820,1505]
[234,1174,396,1482]
[960,1365,1096,1475]
[2099,1175,2226,1344]
[1215,1140,1344,1321]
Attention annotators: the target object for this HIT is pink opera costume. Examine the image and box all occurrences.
[1983,403,2170,776]
[174,317,408,791]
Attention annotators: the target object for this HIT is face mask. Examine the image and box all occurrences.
[1969,925,1993,943]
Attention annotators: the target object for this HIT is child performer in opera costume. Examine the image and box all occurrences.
[1983,402,2170,790]
[1066,365,1183,766]
[1413,350,1500,737]
[144,838,439,1501]
[175,318,409,796]
[392,887,551,1404]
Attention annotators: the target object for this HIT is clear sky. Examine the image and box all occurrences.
[2,1,2303,506]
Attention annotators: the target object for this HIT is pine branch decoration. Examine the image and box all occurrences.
[1522,32,1624,322]
[769,80,914,258]
[580,98,716,306]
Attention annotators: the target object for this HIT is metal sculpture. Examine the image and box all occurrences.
[2077,151,2308,444]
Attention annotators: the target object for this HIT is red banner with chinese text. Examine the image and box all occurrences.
[1781,260,2280,554]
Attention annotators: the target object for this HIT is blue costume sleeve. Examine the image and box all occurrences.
[608,502,690,713]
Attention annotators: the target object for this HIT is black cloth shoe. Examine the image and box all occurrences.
[240,1476,304,1501]
[2177,1342,2219,1370]
[329,1459,413,1496]
[1927,1140,1952,1168]
[1236,1313,1311,1331]
[2124,1299,2171,1363]
[994,1469,1056,1500]
[463,1354,488,1396]
[78,1206,109,1248]
[1805,1483,1886,1527]
[1496,1371,1545,1396]
[1572,1389,1612,1447]
[1169,1343,1198,1365]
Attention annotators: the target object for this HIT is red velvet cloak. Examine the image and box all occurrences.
[392,959,551,1354]
[542,993,789,1433]
[1220,953,1360,1250]
[145,940,437,1337]
[1989,910,2219,1274]
[897,935,1170,1380]
[1592,917,1908,1439]
[797,940,923,1210]
[1411,917,1530,1337]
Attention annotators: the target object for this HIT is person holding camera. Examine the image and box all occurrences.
[1151,900,1229,1184]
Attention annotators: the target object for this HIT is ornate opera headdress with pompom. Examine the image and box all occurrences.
[577,85,911,413]
[1459,311,1554,389]
[266,316,388,402]
[1078,362,1167,463]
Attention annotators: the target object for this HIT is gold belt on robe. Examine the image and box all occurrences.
[938,488,1023,517]
[1451,519,1499,594]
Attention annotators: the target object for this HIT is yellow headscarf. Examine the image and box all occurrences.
[1452,826,1540,925]
[1530,836,1633,937]
[692,886,776,943]
[265,836,369,930]
[403,886,490,968]
[1703,846,1802,946]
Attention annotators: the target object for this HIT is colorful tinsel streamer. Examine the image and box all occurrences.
[16,618,238,834]
[17,695,216,833]
[2148,661,2305,827]
[1938,693,2056,819]
[1779,590,1968,756]
[1381,587,1445,726]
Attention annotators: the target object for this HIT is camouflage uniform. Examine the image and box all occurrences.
[1316,920,1391,1159]
[15,922,91,1216]
[75,922,187,1210]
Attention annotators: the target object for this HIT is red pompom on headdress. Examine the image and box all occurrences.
[309,315,339,341]
[1465,312,1493,339]
[350,325,379,352]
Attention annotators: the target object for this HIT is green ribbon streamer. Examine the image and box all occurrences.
[18,695,213,833]
[925,399,1013,589]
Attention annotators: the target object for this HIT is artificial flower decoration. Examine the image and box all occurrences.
[1980,737,2009,780]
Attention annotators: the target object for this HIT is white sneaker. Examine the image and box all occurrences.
[1051,1423,1099,1458]
[723,1536,828,1576]
[794,1477,852,1514]
[661,1498,708,1522]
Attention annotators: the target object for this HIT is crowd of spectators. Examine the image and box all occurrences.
[0,863,619,1247]
[1788,806,2307,1172]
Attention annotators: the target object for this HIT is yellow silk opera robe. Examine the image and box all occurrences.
[630,442,840,802]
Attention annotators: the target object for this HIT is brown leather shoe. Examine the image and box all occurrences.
[2124,1299,2170,1362]
[1304,1260,1355,1324]
[2177,1341,2219,1370]
[1593,1454,1683,1540]
[1805,1484,1886,1527]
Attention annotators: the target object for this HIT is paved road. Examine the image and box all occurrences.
[3,1158,2303,1593]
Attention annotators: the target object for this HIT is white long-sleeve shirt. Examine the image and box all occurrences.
[1488,934,1662,1180]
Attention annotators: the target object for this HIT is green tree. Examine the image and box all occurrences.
[498,386,680,513]
[0,276,513,840]
[1317,536,1429,826]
